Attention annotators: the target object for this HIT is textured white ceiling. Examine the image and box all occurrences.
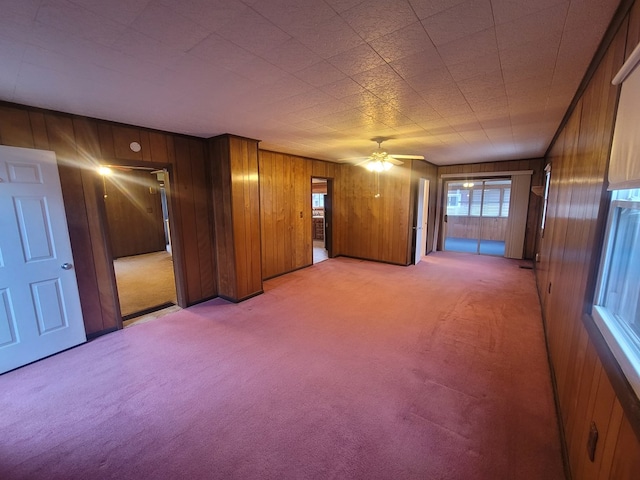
[0,0,621,165]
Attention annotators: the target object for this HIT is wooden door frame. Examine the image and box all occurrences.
[94,159,186,328]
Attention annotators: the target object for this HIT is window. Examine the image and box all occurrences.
[446,189,469,216]
[469,188,483,216]
[593,188,640,398]
[312,193,324,208]
[482,187,511,217]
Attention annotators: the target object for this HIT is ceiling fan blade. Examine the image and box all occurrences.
[388,154,425,160]
[385,157,404,166]
[337,156,370,163]
[354,158,373,167]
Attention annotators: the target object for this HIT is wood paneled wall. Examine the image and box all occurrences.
[259,150,338,279]
[0,102,216,336]
[103,170,166,258]
[210,135,262,301]
[335,161,414,265]
[259,152,439,274]
[437,158,544,260]
[446,216,508,241]
[536,1,640,477]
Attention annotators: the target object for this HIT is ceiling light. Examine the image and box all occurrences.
[365,160,394,172]
[352,140,424,172]
[98,166,112,176]
[463,182,474,188]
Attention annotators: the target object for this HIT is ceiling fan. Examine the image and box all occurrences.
[351,140,425,172]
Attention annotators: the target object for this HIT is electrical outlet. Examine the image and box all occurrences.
[587,422,598,462]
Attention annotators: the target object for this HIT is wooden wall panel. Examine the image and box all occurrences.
[72,117,120,333]
[335,161,414,265]
[0,105,34,148]
[102,170,166,258]
[43,112,106,336]
[210,135,261,301]
[445,216,508,240]
[189,139,216,299]
[233,137,262,299]
[437,158,543,260]
[0,101,216,336]
[258,149,409,279]
[610,416,640,477]
[535,2,640,478]
[259,150,325,279]
[210,135,236,297]
[112,126,143,161]
[172,136,201,303]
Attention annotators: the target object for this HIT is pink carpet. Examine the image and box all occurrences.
[0,253,564,479]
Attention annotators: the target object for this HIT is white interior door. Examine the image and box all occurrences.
[422,179,430,253]
[414,178,429,264]
[0,145,86,374]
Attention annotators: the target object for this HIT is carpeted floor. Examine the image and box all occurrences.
[0,253,564,480]
[113,250,177,317]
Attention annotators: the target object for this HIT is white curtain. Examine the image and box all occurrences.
[504,173,532,259]
[610,41,640,191]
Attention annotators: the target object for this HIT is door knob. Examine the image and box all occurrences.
[61,263,73,270]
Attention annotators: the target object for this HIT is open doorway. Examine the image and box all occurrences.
[444,179,511,256]
[99,165,177,320]
[312,177,333,264]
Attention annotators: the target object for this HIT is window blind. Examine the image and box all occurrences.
[610,41,640,191]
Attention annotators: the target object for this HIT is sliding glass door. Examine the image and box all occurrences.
[444,179,511,256]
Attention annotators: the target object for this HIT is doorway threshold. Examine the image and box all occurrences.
[123,304,182,328]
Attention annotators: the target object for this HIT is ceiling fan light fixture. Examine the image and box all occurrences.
[365,160,394,172]
[370,149,387,161]
[98,166,112,176]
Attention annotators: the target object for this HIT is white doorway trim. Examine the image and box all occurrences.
[414,178,430,264]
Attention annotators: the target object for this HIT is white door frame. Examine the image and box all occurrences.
[414,178,430,264]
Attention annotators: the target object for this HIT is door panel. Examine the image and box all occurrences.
[0,289,18,347]
[31,279,68,333]
[7,161,43,183]
[0,145,86,374]
[15,196,55,261]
